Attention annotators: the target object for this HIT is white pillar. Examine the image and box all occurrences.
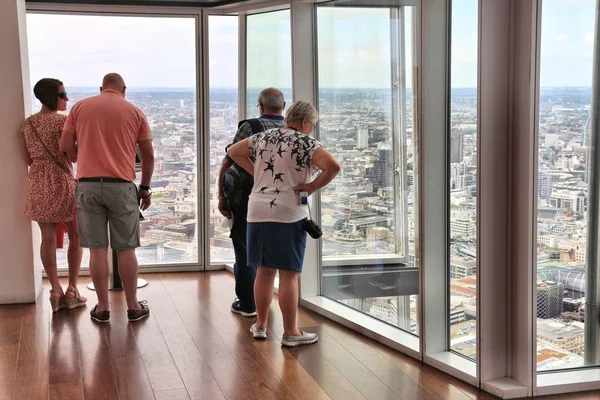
[291,2,320,298]
[0,0,41,304]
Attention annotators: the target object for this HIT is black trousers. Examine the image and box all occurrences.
[224,169,256,311]
[230,201,256,311]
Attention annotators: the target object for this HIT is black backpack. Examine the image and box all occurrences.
[223,119,263,207]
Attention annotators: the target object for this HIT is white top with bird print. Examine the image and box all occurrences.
[247,127,322,223]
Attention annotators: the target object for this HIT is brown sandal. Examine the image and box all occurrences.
[66,286,87,310]
[49,290,66,313]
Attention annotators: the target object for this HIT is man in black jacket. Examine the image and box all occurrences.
[217,88,285,316]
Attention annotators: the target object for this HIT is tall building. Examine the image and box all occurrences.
[537,281,565,319]
[357,127,369,149]
[450,163,467,190]
[538,168,552,201]
[582,111,591,147]
[368,148,393,189]
[450,128,464,164]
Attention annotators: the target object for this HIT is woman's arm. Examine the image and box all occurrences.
[294,147,341,195]
[228,138,254,176]
[20,124,32,165]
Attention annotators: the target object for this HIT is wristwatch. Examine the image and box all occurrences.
[139,184,151,191]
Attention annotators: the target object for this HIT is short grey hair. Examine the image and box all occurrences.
[258,88,285,111]
[284,100,319,126]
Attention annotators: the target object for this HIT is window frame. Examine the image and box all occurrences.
[25,3,207,272]
[243,8,292,120]
[530,0,600,395]
[314,3,411,266]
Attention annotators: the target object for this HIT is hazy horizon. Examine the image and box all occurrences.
[55,86,591,91]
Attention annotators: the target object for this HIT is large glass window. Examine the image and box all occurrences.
[317,3,418,334]
[536,0,596,372]
[208,15,238,263]
[26,13,198,267]
[245,10,292,117]
[448,0,478,360]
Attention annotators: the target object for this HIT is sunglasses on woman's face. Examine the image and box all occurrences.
[57,92,68,99]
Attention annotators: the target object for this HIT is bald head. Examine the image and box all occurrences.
[258,87,285,115]
[101,73,126,95]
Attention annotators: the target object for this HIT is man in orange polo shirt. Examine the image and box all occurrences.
[60,73,155,323]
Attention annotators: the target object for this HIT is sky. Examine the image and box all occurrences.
[540,0,597,87]
[26,0,597,90]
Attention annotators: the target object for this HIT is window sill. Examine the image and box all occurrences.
[300,295,420,358]
[322,253,406,267]
[537,369,600,396]
[51,263,208,278]
[482,378,528,399]
[425,351,477,387]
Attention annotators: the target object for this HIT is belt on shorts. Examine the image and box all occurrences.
[78,177,131,183]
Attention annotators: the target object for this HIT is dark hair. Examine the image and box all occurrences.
[33,78,63,111]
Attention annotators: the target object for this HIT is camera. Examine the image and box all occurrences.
[305,219,322,239]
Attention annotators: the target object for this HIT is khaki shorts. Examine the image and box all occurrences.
[76,181,140,250]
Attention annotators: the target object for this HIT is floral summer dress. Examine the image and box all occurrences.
[22,112,76,223]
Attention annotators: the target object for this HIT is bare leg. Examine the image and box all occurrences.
[254,265,277,328]
[278,270,302,336]
[117,249,141,310]
[89,248,109,312]
[63,220,86,307]
[63,220,83,289]
[38,222,62,294]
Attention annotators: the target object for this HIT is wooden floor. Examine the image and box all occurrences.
[1,272,599,400]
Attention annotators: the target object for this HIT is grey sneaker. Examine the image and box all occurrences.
[281,331,318,347]
[250,323,267,339]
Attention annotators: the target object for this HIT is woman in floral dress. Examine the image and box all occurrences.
[22,78,86,312]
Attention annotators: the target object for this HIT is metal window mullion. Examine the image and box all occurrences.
[239,12,247,121]
[390,7,409,260]
[584,0,600,367]
[391,7,410,334]
[198,10,207,270]
[293,1,320,298]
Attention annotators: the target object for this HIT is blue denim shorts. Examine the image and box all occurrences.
[247,219,307,272]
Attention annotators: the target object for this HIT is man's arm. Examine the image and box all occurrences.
[228,139,254,175]
[216,121,253,217]
[61,107,78,162]
[138,139,155,211]
[59,130,77,161]
[217,156,233,218]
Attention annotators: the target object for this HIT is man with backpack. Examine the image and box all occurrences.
[217,88,286,317]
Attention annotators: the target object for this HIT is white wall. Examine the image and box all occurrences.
[0,0,41,304]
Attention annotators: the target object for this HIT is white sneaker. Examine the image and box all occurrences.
[250,323,267,339]
[281,331,318,347]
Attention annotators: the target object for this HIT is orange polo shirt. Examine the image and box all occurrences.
[63,89,152,181]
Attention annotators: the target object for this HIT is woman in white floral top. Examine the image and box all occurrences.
[229,100,340,347]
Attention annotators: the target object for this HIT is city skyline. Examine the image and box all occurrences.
[26,0,597,89]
